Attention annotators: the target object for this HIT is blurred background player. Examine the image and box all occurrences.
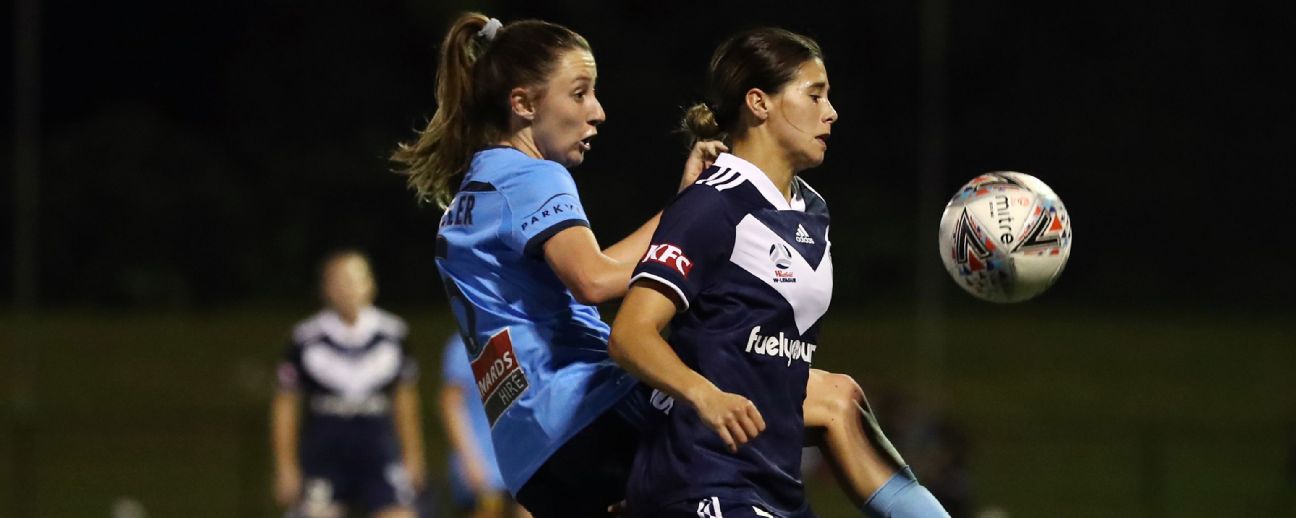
[439,333,531,518]
[271,250,427,518]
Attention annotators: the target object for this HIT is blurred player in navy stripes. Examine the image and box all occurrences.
[440,333,532,518]
[271,250,427,518]
[393,12,932,517]
[610,29,948,517]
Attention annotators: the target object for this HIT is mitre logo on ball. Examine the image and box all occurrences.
[937,171,1072,303]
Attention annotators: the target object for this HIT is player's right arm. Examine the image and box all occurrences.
[542,140,727,305]
[270,388,301,507]
[609,282,765,453]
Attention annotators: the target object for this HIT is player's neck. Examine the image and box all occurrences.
[499,129,544,161]
[731,139,795,202]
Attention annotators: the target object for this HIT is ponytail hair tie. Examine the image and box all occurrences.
[478,18,503,41]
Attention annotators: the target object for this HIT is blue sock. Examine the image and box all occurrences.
[862,468,949,517]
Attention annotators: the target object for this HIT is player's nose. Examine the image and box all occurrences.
[589,96,606,126]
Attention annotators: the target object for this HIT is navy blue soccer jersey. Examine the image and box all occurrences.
[626,153,833,517]
[278,306,417,448]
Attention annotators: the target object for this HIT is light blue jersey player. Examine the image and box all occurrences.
[435,146,639,494]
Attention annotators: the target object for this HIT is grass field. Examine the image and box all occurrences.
[2,307,1293,517]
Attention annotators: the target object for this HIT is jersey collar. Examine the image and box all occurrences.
[319,306,380,348]
[713,153,806,211]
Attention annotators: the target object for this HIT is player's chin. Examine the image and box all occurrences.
[564,151,587,167]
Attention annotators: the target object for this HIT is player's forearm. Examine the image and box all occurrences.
[609,320,715,409]
[393,384,426,464]
[270,391,301,472]
[439,386,487,465]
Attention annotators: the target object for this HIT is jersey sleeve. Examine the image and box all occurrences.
[630,185,734,311]
[498,161,591,257]
[440,334,476,391]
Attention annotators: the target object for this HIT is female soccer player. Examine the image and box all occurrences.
[609,29,948,517]
[393,13,928,517]
[271,250,426,518]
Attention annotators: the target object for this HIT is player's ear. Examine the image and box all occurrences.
[744,88,770,123]
[508,86,538,122]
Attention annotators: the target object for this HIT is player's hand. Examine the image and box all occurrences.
[679,140,729,192]
[273,467,302,508]
[691,386,766,453]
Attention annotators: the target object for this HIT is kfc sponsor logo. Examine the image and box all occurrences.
[642,243,693,277]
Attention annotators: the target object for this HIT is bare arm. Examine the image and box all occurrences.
[608,282,765,453]
[438,383,493,495]
[270,389,301,507]
[543,141,728,305]
[392,381,427,490]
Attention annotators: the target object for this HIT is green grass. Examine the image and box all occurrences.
[3,308,1294,517]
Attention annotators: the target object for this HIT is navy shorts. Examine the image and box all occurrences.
[298,452,414,514]
[650,496,815,518]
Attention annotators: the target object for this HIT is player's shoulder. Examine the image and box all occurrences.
[675,166,741,209]
[472,146,570,188]
[290,310,329,345]
[369,306,409,339]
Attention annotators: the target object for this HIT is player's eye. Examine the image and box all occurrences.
[810,94,822,103]
[573,90,585,100]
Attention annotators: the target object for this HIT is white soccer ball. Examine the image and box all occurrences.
[937,171,1072,303]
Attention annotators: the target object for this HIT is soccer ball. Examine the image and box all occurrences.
[938,172,1072,303]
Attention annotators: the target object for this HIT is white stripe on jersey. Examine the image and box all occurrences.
[713,175,746,191]
[701,167,739,186]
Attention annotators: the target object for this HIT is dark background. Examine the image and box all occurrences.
[6,0,1295,310]
[4,1,1295,517]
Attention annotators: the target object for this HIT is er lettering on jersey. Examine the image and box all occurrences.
[642,243,693,277]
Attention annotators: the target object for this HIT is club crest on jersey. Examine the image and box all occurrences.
[642,243,693,277]
[471,328,530,427]
[768,243,796,283]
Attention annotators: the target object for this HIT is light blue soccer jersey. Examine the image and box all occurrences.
[434,146,638,493]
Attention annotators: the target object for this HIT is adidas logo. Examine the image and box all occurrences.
[795,224,815,244]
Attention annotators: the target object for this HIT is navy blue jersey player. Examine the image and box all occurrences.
[618,154,832,518]
[272,251,426,518]
[611,29,949,517]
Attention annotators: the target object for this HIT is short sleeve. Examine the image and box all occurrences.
[440,334,476,391]
[630,186,735,311]
[499,161,591,257]
[276,342,302,391]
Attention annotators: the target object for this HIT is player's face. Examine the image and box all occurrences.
[532,49,605,168]
[767,58,837,171]
[322,256,375,318]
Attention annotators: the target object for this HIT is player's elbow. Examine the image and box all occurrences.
[607,323,638,368]
[567,269,621,305]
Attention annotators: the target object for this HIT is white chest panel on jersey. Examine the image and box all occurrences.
[729,214,833,334]
[302,340,402,400]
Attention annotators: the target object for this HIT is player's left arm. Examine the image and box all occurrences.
[392,379,427,490]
